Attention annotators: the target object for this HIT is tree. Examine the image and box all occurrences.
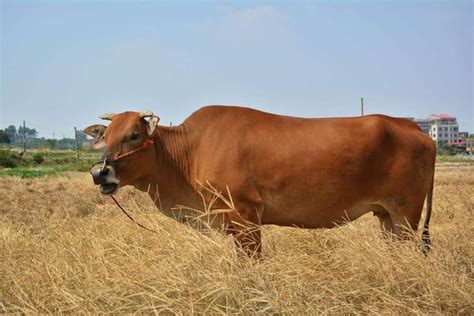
[18,126,37,138]
[5,125,17,143]
[57,138,75,149]
[46,139,57,149]
[76,130,87,142]
[17,126,38,143]
[27,128,38,138]
[0,130,11,144]
[437,140,464,156]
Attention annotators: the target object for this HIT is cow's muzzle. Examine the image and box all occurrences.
[90,163,119,195]
[100,182,118,195]
[91,165,111,185]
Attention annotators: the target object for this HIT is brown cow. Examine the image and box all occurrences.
[84,106,436,256]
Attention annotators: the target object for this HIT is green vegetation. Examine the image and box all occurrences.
[436,155,473,163]
[1,124,89,150]
[0,150,19,168]
[0,168,57,178]
[0,149,100,178]
[32,153,45,164]
[0,130,11,144]
[436,141,465,156]
[47,139,57,149]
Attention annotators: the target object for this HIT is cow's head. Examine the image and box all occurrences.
[84,110,160,195]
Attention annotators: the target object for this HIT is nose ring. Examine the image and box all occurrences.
[101,158,107,173]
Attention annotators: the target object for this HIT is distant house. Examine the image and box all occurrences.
[410,114,470,147]
[428,114,459,144]
[448,131,470,147]
[459,131,469,142]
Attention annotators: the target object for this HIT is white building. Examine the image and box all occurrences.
[428,114,459,144]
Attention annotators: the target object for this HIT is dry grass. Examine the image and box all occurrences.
[0,165,473,314]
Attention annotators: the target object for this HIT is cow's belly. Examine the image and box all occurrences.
[262,203,373,228]
[259,189,375,229]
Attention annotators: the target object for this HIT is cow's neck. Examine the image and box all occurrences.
[142,124,199,212]
[155,125,194,181]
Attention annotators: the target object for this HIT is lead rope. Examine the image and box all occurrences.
[101,139,158,234]
[110,195,158,233]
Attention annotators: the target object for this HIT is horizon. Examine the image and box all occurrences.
[0,107,472,140]
[1,1,472,137]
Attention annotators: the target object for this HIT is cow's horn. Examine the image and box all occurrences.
[99,113,116,120]
[139,110,154,118]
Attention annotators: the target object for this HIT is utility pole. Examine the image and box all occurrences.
[22,120,26,154]
[360,97,364,116]
[74,127,80,160]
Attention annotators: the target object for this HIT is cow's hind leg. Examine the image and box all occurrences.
[391,207,423,240]
[381,198,424,240]
[373,205,395,237]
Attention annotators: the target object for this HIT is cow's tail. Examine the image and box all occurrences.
[422,171,434,256]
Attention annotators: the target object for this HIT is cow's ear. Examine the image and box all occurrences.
[84,124,107,140]
[147,116,160,136]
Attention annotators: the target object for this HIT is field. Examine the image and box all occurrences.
[0,163,473,313]
[0,149,100,177]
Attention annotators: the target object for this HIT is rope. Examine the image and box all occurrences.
[112,139,154,161]
[98,138,158,233]
[110,195,158,234]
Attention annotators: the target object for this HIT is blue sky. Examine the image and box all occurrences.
[1,0,472,138]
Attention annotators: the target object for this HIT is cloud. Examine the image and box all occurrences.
[224,6,282,32]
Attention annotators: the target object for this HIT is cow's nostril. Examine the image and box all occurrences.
[100,167,110,176]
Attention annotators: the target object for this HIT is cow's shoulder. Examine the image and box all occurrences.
[184,105,279,132]
[364,114,422,132]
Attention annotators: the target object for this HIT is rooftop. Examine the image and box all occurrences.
[428,113,455,120]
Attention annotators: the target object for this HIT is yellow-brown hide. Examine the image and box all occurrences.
[86,106,436,255]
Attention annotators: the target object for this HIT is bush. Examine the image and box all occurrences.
[33,154,45,164]
[0,150,18,168]
[6,168,56,178]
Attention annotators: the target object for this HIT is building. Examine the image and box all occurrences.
[459,132,469,142]
[427,114,459,144]
[448,131,470,146]
[410,114,470,147]
[414,119,431,135]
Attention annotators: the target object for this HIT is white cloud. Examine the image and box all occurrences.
[224,6,282,32]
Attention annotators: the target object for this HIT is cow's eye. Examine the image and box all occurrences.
[129,131,139,141]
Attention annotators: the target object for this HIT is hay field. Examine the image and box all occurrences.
[1,164,473,314]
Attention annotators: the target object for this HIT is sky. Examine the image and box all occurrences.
[1,0,472,138]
